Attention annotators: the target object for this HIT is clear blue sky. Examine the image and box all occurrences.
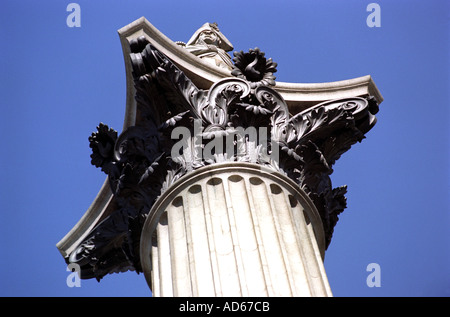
[1,0,448,297]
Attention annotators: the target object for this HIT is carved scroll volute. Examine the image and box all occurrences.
[202,77,251,129]
[254,85,289,139]
[298,97,378,135]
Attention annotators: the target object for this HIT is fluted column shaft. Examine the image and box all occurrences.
[140,163,332,297]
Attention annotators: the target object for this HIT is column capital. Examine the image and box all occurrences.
[57,19,381,283]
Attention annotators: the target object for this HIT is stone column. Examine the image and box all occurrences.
[140,163,332,297]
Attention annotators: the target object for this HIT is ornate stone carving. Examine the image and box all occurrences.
[231,48,277,88]
[67,35,379,281]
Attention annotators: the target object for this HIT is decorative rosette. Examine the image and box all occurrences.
[231,48,277,88]
[88,123,117,172]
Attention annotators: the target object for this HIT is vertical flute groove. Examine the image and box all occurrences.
[228,175,268,296]
[157,212,173,296]
[185,184,215,296]
[249,177,291,296]
[205,177,242,296]
[269,185,310,296]
[167,197,192,296]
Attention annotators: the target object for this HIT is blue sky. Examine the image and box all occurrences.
[1,0,448,297]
